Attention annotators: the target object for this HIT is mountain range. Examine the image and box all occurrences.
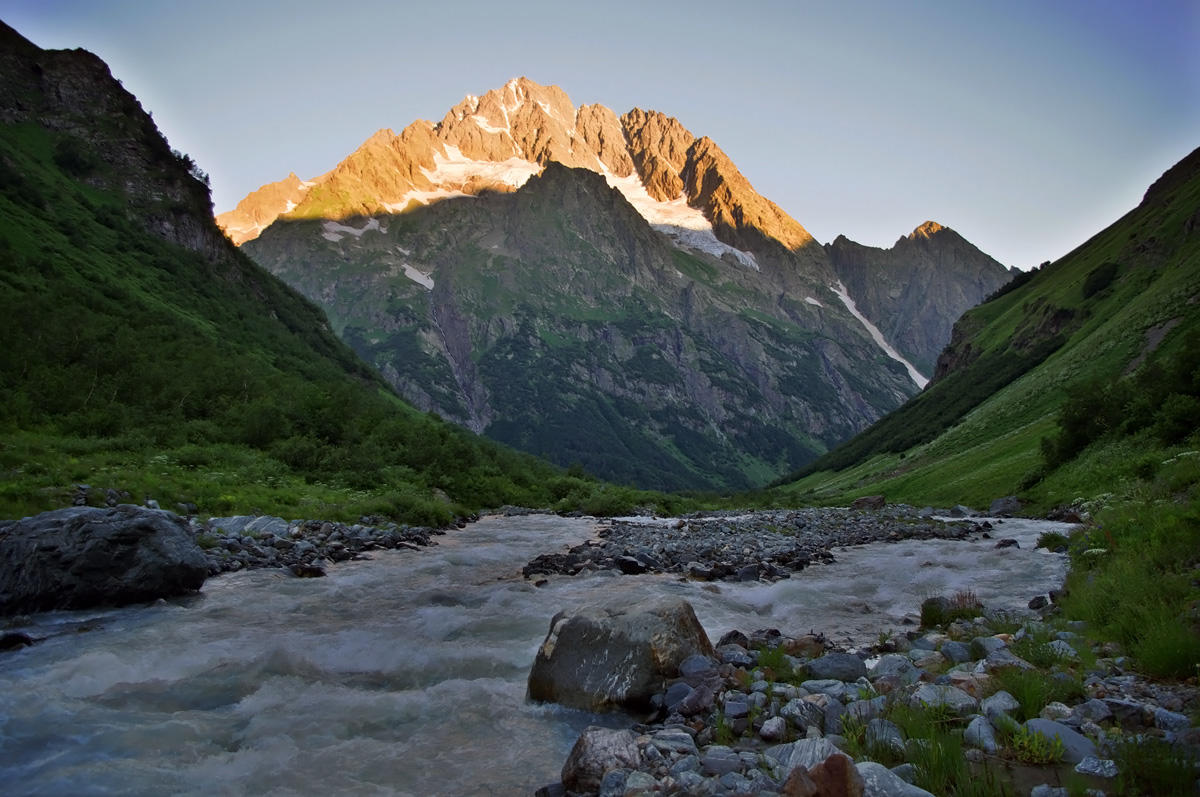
[222,78,1012,489]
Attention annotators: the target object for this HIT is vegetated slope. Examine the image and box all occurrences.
[233,78,1017,490]
[827,221,1014,375]
[246,162,921,491]
[0,22,618,523]
[776,145,1200,508]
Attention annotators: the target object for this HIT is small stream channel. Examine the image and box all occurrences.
[0,514,1074,795]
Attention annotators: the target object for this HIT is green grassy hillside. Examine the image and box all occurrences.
[777,146,1200,512]
[0,26,675,523]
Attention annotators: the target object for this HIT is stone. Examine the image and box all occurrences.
[870,654,920,684]
[0,506,208,614]
[650,729,697,757]
[1028,595,1049,610]
[851,495,885,511]
[970,635,1007,657]
[984,648,1034,672]
[597,769,626,797]
[909,684,978,715]
[781,697,826,730]
[289,562,326,578]
[716,629,750,648]
[989,496,1021,516]
[528,597,713,712]
[784,633,827,658]
[1023,719,1098,764]
[801,679,850,701]
[1154,706,1190,731]
[909,649,945,670]
[1028,787,1067,797]
[855,762,936,796]
[1047,639,1078,659]
[994,538,1020,549]
[865,718,905,754]
[0,632,36,650]
[806,652,867,682]
[677,653,719,681]
[1074,756,1118,778]
[1039,701,1073,721]
[1103,698,1152,729]
[699,745,742,776]
[621,770,657,794]
[890,763,917,784]
[561,726,643,794]
[723,697,750,719]
[781,766,819,797]
[782,738,842,778]
[616,555,647,574]
[806,752,864,797]
[939,640,971,664]
[845,696,887,724]
[1070,699,1112,724]
[964,715,999,753]
[980,690,1021,721]
[760,716,787,742]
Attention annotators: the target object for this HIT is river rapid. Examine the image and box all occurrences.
[0,513,1074,795]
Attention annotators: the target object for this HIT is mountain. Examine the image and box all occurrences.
[777,145,1200,508]
[0,24,621,523]
[827,222,1014,375]
[225,77,1011,490]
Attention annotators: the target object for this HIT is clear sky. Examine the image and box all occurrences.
[3,0,1197,268]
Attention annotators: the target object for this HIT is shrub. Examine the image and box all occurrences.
[989,668,1083,721]
[1035,531,1069,551]
[1080,261,1120,298]
[1008,725,1064,764]
[1113,736,1198,795]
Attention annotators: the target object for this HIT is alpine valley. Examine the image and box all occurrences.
[223,78,1013,490]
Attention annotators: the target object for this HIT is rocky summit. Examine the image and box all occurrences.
[228,77,1013,490]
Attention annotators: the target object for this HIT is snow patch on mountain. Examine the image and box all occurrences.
[805,296,823,307]
[831,280,929,388]
[602,174,759,270]
[402,264,434,290]
[424,145,540,190]
[321,218,385,242]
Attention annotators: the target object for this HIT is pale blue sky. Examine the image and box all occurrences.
[3,0,1197,268]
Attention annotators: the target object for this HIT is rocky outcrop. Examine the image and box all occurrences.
[0,506,208,614]
[216,172,313,244]
[827,223,1014,375]
[527,597,714,712]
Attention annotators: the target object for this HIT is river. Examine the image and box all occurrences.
[0,513,1073,795]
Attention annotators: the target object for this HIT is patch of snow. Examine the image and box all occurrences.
[395,245,412,256]
[321,231,342,242]
[283,200,297,213]
[321,218,384,239]
[805,296,823,307]
[602,173,760,270]
[419,146,540,191]
[471,115,509,135]
[830,280,929,388]
[299,179,316,188]
[402,264,434,290]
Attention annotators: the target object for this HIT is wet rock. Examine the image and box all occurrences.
[782,737,843,778]
[1028,595,1049,610]
[561,726,643,794]
[0,632,37,651]
[528,597,713,712]
[980,690,1021,721]
[289,562,326,578]
[699,745,742,776]
[939,640,971,664]
[760,716,787,742]
[0,506,208,614]
[994,538,1020,549]
[793,752,864,797]
[865,718,905,755]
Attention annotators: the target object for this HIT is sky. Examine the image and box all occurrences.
[3,0,1198,269]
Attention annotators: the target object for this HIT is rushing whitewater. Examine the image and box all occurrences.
[0,514,1070,794]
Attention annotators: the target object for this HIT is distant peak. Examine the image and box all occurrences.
[909,221,946,239]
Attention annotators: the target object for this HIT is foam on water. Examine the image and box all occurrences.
[0,514,1070,794]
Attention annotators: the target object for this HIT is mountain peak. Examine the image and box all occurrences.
[909,220,946,239]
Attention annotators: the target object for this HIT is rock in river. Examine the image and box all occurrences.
[528,597,714,712]
[0,506,208,614]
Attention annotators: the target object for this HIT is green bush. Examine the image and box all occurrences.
[1080,261,1120,298]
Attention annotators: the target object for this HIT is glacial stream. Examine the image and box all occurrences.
[0,513,1074,795]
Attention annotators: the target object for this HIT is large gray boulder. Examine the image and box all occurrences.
[0,506,208,614]
[528,597,714,711]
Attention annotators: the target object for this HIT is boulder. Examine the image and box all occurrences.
[0,506,208,614]
[784,752,864,797]
[806,652,867,682]
[989,496,1022,516]
[851,495,885,511]
[527,597,713,711]
[560,726,643,793]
